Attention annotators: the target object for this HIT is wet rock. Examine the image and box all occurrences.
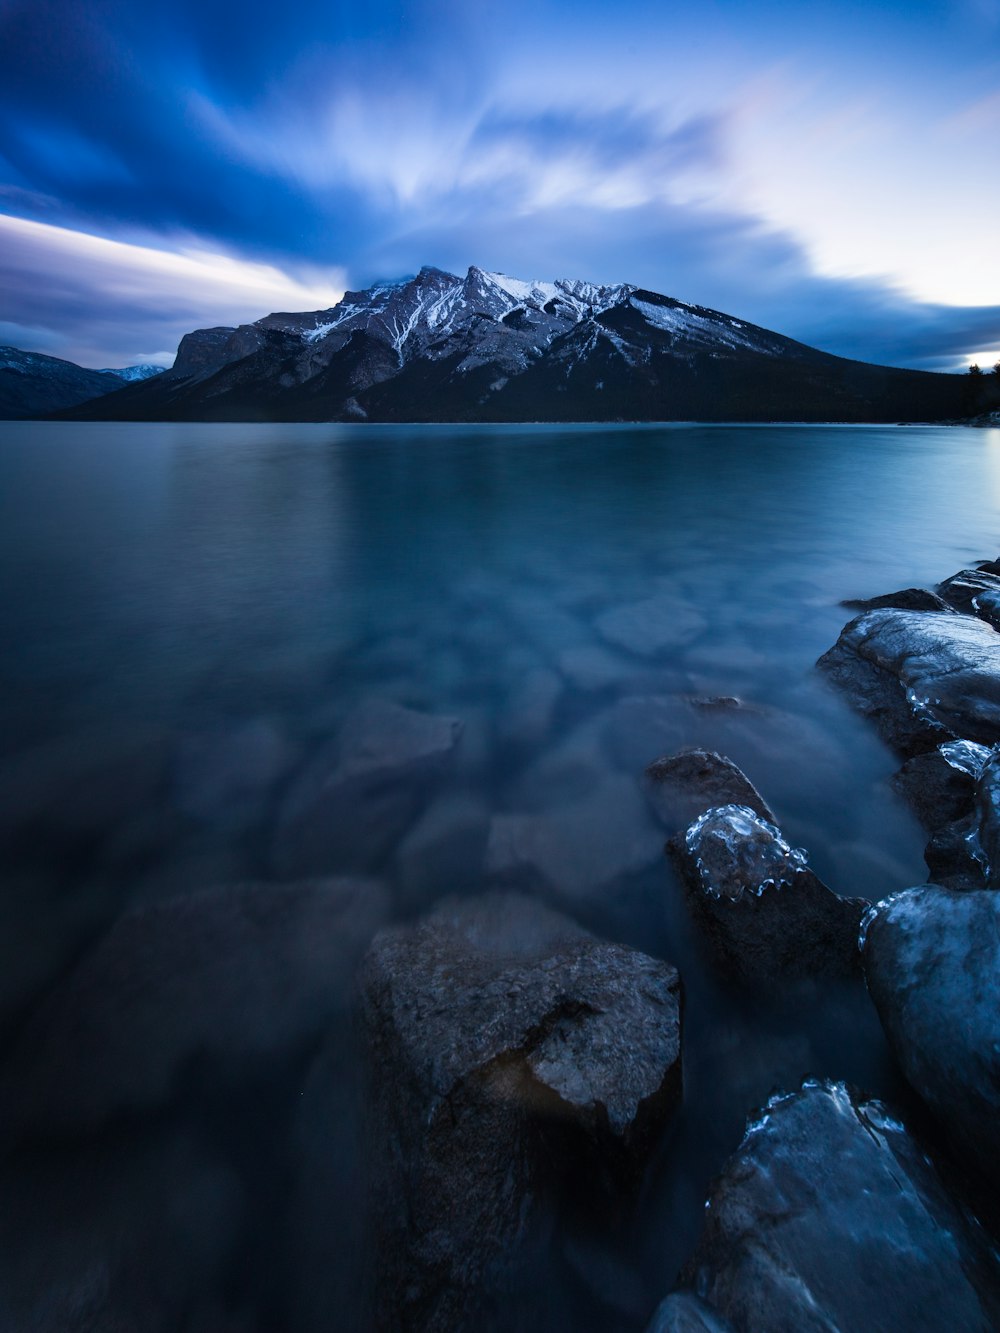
[672,804,865,983]
[172,716,296,829]
[818,608,1000,754]
[891,747,978,832]
[922,816,985,891]
[485,775,661,905]
[361,894,683,1332]
[864,885,1000,1188]
[680,1080,1000,1332]
[974,749,1000,886]
[596,596,706,659]
[0,876,388,1137]
[272,698,462,876]
[936,566,1000,615]
[841,587,950,613]
[973,586,1000,631]
[395,793,490,909]
[646,1291,735,1333]
[644,749,775,835]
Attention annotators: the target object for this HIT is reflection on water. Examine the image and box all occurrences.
[0,420,998,1329]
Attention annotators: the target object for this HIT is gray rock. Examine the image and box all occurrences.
[644,749,775,835]
[818,608,1000,754]
[974,749,1000,886]
[864,885,1000,1188]
[973,586,1000,631]
[671,803,864,983]
[272,698,462,876]
[681,1080,1000,1332]
[395,793,491,908]
[596,596,706,659]
[360,894,683,1331]
[645,1291,735,1333]
[891,748,977,833]
[0,876,388,1136]
[841,587,951,613]
[922,815,986,891]
[937,567,1000,615]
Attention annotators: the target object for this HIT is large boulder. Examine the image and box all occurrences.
[891,742,983,832]
[672,802,865,983]
[0,876,388,1137]
[679,1080,1000,1332]
[360,894,683,1332]
[863,885,1000,1189]
[841,587,950,614]
[272,699,463,876]
[936,566,1000,616]
[818,608,1000,754]
[644,749,775,835]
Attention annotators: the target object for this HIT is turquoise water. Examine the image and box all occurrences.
[1,420,999,1328]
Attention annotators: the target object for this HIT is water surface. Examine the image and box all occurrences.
[1,420,998,1329]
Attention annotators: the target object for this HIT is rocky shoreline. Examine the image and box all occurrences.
[3,556,1000,1329]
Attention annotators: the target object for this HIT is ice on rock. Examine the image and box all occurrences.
[685,804,808,900]
[939,739,994,778]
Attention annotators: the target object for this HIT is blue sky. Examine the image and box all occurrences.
[0,0,997,369]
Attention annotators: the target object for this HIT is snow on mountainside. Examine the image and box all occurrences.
[57,266,967,424]
[99,364,166,382]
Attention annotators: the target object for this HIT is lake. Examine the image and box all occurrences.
[1,419,998,1329]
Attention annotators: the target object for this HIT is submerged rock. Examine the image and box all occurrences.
[595,595,706,659]
[272,698,463,876]
[680,1080,1000,1332]
[644,749,775,835]
[818,608,1000,754]
[645,1292,736,1333]
[360,893,683,1331]
[0,876,388,1137]
[672,802,864,983]
[864,885,1000,1189]
[395,793,490,909]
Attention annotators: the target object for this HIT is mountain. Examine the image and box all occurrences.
[0,346,130,420]
[98,364,166,383]
[62,266,966,423]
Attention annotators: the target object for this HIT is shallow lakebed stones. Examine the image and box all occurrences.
[271,698,463,877]
[0,876,388,1138]
[674,1080,1000,1332]
[360,893,683,1331]
[863,884,1000,1191]
[817,607,1000,754]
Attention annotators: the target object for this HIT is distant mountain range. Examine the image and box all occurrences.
[5,266,979,422]
[0,347,162,419]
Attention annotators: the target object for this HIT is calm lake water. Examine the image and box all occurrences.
[1,420,999,1330]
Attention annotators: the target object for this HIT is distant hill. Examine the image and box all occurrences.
[0,347,163,420]
[49,266,970,422]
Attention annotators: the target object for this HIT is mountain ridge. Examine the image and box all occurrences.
[42,266,973,422]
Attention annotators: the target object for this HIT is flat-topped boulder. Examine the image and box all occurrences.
[672,801,864,983]
[841,587,950,613]
[818,607,1000,754]
[863,885,1000,1190]
[360,893,683,1331]
[679,1080,1000,1332]
[272,698,463,876]
[0,877,388,1137]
